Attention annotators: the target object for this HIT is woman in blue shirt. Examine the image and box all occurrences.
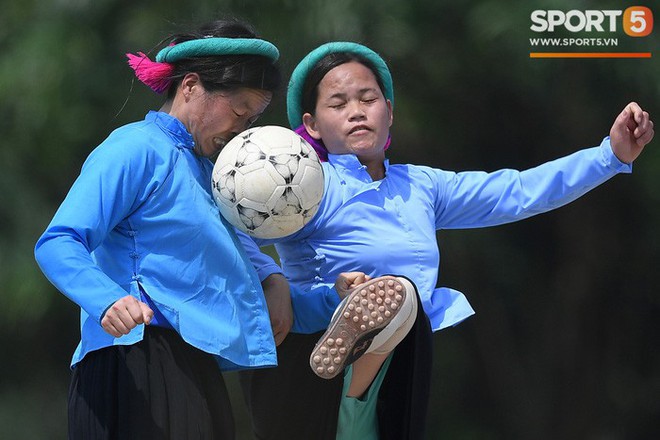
[34,19,283,439]
[239,42,654,439]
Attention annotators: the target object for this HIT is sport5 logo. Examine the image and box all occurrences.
[531,7,653,37]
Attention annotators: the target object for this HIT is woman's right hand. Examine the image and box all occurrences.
[101,295,154,337]
[334,272,371,299]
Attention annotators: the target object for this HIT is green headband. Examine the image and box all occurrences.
[156,37,280,63]
[287,42,394,128]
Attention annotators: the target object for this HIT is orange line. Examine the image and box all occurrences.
[530,52,652,59]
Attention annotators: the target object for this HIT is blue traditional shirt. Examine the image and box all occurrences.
[241,137,632,333]
[35,111,277,370]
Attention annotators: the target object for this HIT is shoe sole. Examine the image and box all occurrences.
[365,276,418,355]
[309,276,408,379]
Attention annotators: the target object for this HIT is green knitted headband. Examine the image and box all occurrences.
[287,42,394,128]
[156,37,280,63]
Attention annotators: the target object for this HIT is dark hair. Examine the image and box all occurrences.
[163,19,281,99]
[300,52,387,116]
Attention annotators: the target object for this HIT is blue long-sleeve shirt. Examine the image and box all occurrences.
[240,137,631,333]
[35,111,277,370]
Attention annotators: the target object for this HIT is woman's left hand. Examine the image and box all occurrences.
[261,273,294,345]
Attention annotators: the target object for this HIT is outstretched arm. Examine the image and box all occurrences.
[610,102,654,164]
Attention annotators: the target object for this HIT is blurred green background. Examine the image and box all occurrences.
[1,0,658,438]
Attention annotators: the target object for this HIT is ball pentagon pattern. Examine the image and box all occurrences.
[211,126,324,239]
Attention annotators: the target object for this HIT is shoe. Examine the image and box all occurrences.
[309,276,413,379]
[365,276,417,355]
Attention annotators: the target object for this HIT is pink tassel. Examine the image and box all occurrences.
[126,52,175,94]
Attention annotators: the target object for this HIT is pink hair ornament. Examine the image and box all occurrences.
[126,52,175,94]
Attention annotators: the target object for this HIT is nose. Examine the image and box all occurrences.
[347,101,366,120]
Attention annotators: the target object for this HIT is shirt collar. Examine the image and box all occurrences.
[327,153,390,180]
[146,111,194,150]
[326,153,390,202]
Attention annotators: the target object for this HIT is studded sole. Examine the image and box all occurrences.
[309,276,408,379]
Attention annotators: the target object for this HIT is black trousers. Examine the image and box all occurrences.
[68,326,235,440]
[240,294,432,440]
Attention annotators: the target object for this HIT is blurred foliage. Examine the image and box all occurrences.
[1,0,658,438]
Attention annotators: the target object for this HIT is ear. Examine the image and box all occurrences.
[180,73,202,101]
[302,113,322,140]
[386,99,394,128]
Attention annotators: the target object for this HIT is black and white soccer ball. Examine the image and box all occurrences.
[211,125,325,239]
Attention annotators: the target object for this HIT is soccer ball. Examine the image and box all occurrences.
[211,125,325,239]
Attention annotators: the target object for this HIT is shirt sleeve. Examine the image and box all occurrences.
[235,231,284,282]
[34,133,163,323]
[236,230,342,333]
[289,283,342,334]
[430,137,631,229]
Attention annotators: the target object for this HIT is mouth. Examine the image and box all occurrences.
[348,125,371,135]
